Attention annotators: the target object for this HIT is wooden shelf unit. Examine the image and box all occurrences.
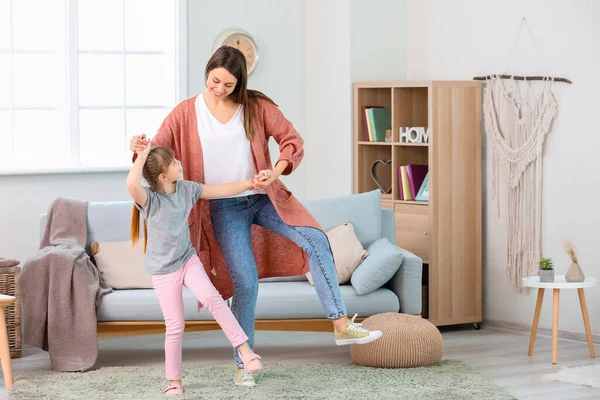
[353,81,482,327]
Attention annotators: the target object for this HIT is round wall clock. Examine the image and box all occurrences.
[213,29,259,75]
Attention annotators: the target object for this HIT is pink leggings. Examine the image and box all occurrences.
[152,255,249,380]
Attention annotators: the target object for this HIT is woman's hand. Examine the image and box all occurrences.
[255,169,272,182]
[130,134,149,153]
[253,169,276,189]
[138,140,152,158]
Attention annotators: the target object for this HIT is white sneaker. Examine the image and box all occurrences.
[350,313,363,326]
[334,314,383,345]
[234,368,256,387]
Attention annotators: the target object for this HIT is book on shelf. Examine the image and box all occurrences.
[406,164,428,200]
[368,107,391,142]
[398,166,404,200]
[363,107,390,142]
[398,164,429,202]
[399,166,413,201]
[361,106,382,141]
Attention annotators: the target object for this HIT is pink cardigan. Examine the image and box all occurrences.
[149,96,322,300]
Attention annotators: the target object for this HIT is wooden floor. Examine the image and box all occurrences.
[1,326,599,399]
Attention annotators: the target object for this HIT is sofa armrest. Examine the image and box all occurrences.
[381,208,395,244]
[385,248,422,315]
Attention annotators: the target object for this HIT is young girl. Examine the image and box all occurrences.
[127,141,263,395]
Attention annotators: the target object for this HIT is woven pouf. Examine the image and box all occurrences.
[350,313,443,368]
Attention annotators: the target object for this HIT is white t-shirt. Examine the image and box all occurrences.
[195,94,265,198]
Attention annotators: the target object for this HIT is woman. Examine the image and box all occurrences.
[130,46,382,387]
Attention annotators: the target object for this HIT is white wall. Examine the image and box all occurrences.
[407,0,600,334]
[350,0,407,82]
[187,0,306,197]
[304,0,407,198]
[304,0,351,199]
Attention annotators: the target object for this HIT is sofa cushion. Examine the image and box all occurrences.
[92,240,153,289]
[97,282,400,321]
[306,221,368,285]
[351,238,404,295]
[300,189,382,248]
[87,201,133,244]
[252,282,399,319]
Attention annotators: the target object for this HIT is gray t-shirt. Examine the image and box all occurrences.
[135,180,203,275]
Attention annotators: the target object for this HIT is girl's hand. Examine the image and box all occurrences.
[255,169,273,182]
[130,134,148,153]
[138,140,152,158]
[253,170,276,189]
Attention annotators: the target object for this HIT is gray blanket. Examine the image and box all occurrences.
[19,197,112,372]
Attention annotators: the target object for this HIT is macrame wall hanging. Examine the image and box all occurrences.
[473,18,572,290]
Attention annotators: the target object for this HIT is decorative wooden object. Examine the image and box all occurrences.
[473,75,572,84]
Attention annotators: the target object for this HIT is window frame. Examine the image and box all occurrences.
[0,0,187,176]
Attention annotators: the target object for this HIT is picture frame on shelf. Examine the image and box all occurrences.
[415,172,429,201]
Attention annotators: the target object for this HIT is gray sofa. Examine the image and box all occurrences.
[40,189,422,334]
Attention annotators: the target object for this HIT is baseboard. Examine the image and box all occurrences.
[483,318,600,344]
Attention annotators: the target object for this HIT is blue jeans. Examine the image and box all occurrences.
[209,194,347,367]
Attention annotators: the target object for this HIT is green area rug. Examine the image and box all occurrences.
[8,360,516,400]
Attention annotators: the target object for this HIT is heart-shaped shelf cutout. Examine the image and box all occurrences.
[370,160,392,194]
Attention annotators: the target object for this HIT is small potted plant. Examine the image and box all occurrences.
[385,125,392,142]
[538,257,554,283]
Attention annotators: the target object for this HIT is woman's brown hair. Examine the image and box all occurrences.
[205,45,277,140]
[131,146,176,252]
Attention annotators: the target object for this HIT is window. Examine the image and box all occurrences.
[0,0,185,173]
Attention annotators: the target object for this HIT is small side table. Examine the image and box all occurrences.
[523,275,596,364]
[0,295,14,389]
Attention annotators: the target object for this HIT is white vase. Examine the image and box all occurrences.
[565,262,585,282]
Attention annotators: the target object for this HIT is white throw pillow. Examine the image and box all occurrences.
[306,221,368,285]
[91,240,153,289]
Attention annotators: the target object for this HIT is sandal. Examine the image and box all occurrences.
[164,385,184,396]
[239,350,262,374]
